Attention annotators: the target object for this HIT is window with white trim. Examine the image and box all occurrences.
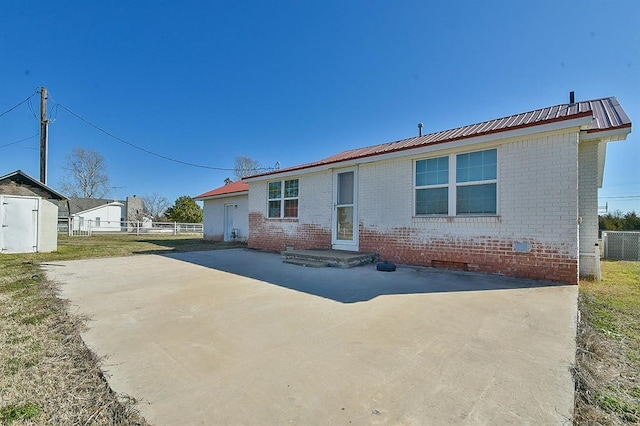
[456,149,497,214]
[268,179,299,218]
[415,148,497,216]
[415,156,449,215]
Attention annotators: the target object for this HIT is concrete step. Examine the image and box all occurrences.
[282,258,329,268]
[281,249,378,269]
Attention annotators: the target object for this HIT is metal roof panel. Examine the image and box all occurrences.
[248,97,631,179]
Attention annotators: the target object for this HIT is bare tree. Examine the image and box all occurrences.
[234,156,263,179]
[60,147,110,198]
[143,192,171,220]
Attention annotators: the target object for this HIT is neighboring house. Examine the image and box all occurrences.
[244,96,632,284]
[59,195,151,232]
[73,200,124,232]
[0,170,66,253]
[195,180,249,241]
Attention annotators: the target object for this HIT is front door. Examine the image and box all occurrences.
[332,168,358,251]
[224,204,234,241]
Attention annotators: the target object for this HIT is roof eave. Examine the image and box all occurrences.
[72,201,124,216]
[194,190,249,201]
[0,170,67,200]
[581,123,632,142]
[245,114,594,182]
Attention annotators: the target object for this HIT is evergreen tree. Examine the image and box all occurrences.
[165,196,203,223]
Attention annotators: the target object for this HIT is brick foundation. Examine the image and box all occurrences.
[248,213,578,284]
[248,213,331,252]
[359,226,578,284]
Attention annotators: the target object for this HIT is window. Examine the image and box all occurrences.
[415,148,498,216]
[415,156,449,215]
[268,179,299,218]
[95,217,101,227]
[456,149,497,215]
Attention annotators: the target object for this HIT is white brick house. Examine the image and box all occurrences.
[195,181,249,241]
[245,97,631,284]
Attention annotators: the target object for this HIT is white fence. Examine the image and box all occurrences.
[58,218,203,237]
[602,231,640,261]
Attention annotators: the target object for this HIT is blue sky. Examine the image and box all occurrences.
[1,1,638,212]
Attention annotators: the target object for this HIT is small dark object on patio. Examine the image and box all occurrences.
[376,262,396,272]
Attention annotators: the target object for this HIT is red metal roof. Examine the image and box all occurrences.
[194,180,249,199]
[249,97,631,179]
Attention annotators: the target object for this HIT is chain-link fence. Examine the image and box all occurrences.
[602,231,640,261]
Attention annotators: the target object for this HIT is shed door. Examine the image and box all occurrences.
[1,196,39,254]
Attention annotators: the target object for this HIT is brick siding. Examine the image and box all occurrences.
[359,225,578,283]
[578,140,600,277]
[248,213,331,251]
[249,130,586,284]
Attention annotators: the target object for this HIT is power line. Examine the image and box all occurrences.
[27,97,40,121]
[52,101,275,172]
[600,196,640,199]
[0,133,39,150]
[0,92,37,119]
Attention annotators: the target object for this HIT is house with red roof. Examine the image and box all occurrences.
[243,95,632,284]
[195,180,249,241]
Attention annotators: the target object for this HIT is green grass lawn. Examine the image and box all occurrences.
[0,235,244,425]
[50,234,246,260]
[575,260,640,424]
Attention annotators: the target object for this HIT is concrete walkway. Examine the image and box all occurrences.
[45,249,578,425]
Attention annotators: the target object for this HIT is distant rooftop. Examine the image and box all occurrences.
[248,96,631,179]
[58,197,124,217]
[194,180,249,200]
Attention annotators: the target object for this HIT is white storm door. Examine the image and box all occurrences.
[1,196,39,254]
[224,204,234,241]
[332,168,358,251]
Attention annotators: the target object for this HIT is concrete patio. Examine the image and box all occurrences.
[45,248,578,425]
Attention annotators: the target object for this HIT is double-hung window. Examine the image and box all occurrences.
[415,148,498,216]
[415,156,449,215]
[268,179,299,218]
[456,149,497,214]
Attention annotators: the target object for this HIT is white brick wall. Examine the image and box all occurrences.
[578,140,600,276]
[248,180,266,214]
[203,194,249,241]
[499,132,579,246]
[357,131,579,252]
[249,171,333,228]
[358,159,413,229]
[248,129,586,282]
[300,171,333,225]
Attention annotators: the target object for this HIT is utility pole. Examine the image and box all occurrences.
[39,86,48,185]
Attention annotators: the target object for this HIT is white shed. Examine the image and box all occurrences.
[195,181,249,242]
[0,170,66,254]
